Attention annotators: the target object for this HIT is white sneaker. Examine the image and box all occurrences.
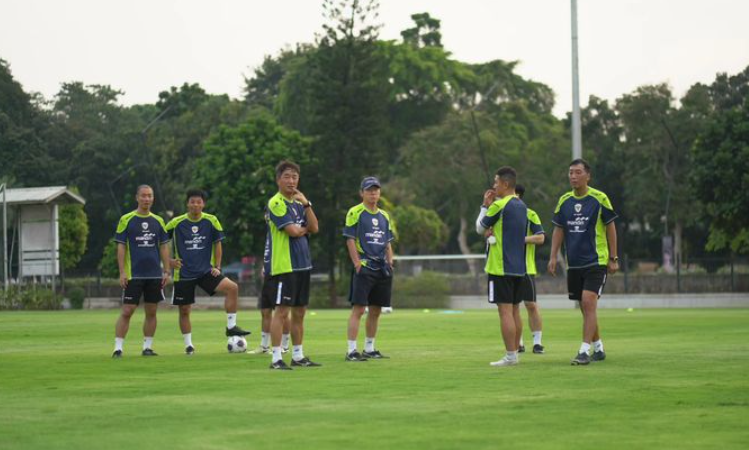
[249,346,270,354]
[489,356,518,367]
[382,307,394,314]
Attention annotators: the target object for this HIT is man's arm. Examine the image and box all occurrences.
[525,234,545,245]
[547,227,564,276]
[212,241,223,276]
[606,222,619,274]
[159,242,171,287]
[386,243,394,267]
[117,243,127,289]
[284,225,309,238]
[346,239,362,273]
[476,189,495,234]
[293,189,319,234]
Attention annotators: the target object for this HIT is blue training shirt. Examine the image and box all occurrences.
[165,213,225,281]
[342,204,395,272]
[114,211,170,279]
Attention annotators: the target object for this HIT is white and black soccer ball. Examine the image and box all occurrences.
[227,336,247,353]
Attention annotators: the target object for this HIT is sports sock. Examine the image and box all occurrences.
[281,333,290,348]
[348,340,357,353]
[292,345,304,361]
[272,346,282,363]
[143,337,153,350]
[519,337,524,347]
[183,333,192,347]
[533,331,543,346]
[593,339,604,352]
[261,332,270,348]
[114,337,124,352]
[226,313,237,329]
[579,342,591,354]
[365,337,375,353]
[506,351,518,360]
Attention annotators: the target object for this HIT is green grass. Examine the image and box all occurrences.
[1,308,748,450]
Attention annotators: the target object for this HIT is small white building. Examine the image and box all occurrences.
[2,186,86,283]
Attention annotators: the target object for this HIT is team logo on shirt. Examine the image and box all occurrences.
[142,222,149,230]
[574,203,582,213]
[191,226,199,234]
[372,218,379,226]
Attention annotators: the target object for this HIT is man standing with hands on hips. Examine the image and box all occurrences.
[548,159,619,366]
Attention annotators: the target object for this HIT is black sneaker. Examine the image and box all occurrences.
[142,348,158,357]
[291,357,322,367]
[226,326,251,337]
[571,352,590,365]
[345,351,368,362]
[592,350,606,362]
[518,345,526,353]
[533,344,545,354]
[362,350,389,359]
[185,345,195,356]
[112,350,122,358]
[269,360,292,370]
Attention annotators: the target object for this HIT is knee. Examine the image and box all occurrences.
[261,309,272,320]
[179,306,191,318]
[120,308,135,320]
[228,280,239,294]
[292,308,306,320]
[525,302,537,313]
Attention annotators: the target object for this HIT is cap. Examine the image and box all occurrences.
[360,176,381,191]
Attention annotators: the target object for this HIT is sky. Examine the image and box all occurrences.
[1,0,748,117]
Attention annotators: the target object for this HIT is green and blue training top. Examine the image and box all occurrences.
[263,192,312,277]
[342,204,395,272]
[165,213,225,281]
[114,211,170,280]
[525,208,545,276]
[480,196,528,277]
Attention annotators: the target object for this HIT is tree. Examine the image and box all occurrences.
[400,12,442,48]
[59,200,89,271]
[194,114,312,261]
[691,98,749,253]
[391,204,448,254]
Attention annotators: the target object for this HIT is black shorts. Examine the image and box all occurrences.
[260,271,311,308]
[122,279,165,305]
[171,272,226,306]
[349,267,393,307]
[488,274,524,305]
[567,265,608,301]
[519,274,537,302]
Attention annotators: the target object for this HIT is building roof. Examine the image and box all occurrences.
[2,186,86,206]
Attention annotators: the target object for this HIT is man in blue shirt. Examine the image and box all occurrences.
[548,159,619,366]
[263,160,321,370]
[112,185,171,358]
[475,167,528,367]
[166,189,250,355]
[343,176,395,362]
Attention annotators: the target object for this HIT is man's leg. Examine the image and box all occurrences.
[347,305,366,356]
[491,303,519,366]
[364,305,382,354]
[290,306,306,362]
[258,308,272,351]
[114,304,137,355]
[525,301,544,352]
[142,302,158,354]
[270,305,289,365]
[179,304,194,353]
[216,278,249,335]
[512,304,523,351]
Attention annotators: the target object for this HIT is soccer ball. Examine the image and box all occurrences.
[227,336,247,353]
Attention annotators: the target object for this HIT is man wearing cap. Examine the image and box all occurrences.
[343,176,396,361]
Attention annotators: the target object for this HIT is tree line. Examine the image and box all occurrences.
[2,0,747,300]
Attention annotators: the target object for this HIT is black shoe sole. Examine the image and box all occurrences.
[571,360,590,365]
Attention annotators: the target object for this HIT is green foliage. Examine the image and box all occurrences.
[0,285,60,310]
[195,114,312,260]
[392,271,450,308]
[391,204,448,254]
[691,99,749,253]
[59,199,89,270]
[67,286,86,309]
[99,240,119,279]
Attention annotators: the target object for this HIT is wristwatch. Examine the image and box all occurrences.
[304,201,312,208]
[609,256,619,262]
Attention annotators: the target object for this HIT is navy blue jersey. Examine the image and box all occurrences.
[263,193,312,276]
[114,211,170,279]
[343,204,395,272]
[480,196,528,276]
[552,187,617,268]
[165,213,225,281]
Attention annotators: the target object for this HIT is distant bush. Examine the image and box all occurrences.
[67,287,86,309]
[0,286,62,310]
[392,271,450,308]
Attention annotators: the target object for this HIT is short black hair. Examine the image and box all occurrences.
[515,184,525,199]
[186,188,207,202]
[275,160,300,179]
[495,166,517,188]
[569,158,591,173]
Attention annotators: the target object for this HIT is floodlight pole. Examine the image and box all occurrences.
[571,0,583,160]
[1,183,7,292]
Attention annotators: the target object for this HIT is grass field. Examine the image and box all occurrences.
[1,307,748,450]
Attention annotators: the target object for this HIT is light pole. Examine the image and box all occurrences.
[571,0,582,160]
